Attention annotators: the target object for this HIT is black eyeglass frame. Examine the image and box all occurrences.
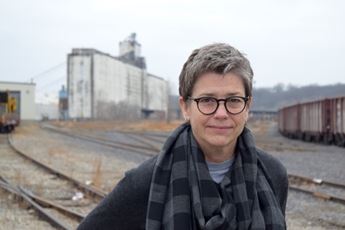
[188,96,249,115]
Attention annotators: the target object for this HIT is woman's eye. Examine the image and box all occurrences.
[201,98,213,103]
[228,98,241,103]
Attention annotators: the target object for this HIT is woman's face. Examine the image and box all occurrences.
[179,72,251,157]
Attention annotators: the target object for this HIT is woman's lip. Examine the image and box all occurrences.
[208,125,233,129]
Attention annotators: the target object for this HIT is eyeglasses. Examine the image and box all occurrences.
[188,96,249,115]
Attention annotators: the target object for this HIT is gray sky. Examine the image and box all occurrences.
[1,0,344,102]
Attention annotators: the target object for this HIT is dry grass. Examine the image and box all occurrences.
[247,119,271,135]
[13,121,39,136]
[49,119,184,132]
[92,157,103,188]
[35,179,44,197]
[47,147,67,165]
[14,170,24,185]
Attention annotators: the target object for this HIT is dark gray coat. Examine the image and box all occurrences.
[78,149,288,230]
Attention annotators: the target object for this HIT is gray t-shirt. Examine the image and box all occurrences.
[206,158,234,183]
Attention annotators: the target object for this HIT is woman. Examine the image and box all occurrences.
[78,43,288,230]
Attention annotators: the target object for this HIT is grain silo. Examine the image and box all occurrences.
[67,34,168,120]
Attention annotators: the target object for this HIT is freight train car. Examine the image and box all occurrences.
[278,96,345,147]
[0,91,20,133]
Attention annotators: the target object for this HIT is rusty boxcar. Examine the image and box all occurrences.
[278,96,345,147]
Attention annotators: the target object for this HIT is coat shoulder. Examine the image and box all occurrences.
[77,156,157,230]
[256,148,288,215]
[256,148,287,179]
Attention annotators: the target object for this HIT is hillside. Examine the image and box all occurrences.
[252,83,345,111]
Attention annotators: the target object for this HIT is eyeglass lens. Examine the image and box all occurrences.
[197,97,246,115]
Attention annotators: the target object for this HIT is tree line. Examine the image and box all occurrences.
[251,83,345,111]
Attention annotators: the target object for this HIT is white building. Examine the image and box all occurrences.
[67,34,168,120]
[0,81,36,120]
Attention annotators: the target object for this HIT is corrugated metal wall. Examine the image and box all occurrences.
[146,74,168,112]
[68,49,168,120]
[93,54,143,119]
[300,101,322,133]
[68,55,92,118]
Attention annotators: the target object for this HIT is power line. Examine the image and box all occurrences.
[36,76,66,92]
[28,61,66,82]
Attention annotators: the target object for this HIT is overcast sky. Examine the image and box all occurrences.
[1,0,344,102]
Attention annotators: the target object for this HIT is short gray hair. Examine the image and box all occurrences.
[179,43,253,101]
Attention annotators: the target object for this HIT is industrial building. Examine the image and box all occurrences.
[67,33,169,120]
[0,81,36,120]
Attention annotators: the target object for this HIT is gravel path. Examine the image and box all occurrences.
[259,122,345,184]
[249,120,345,229]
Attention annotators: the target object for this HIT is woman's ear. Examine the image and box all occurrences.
[246,96,253,110]
[244,97,252,123]
[179,96,190,120]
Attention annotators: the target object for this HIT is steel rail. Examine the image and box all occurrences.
[71,125,168,145]
[41,124,157,156]
[134,133,167,144]
[73,125,166,149]
[111,129,168,143]
[79,132,160,152]
[7,134,107,199]
[288,173,345,204]
[0,176,71,230]
[94,127,170,138]
[289,173,345,189]
[20,186,86,221]
[121,132,162,151]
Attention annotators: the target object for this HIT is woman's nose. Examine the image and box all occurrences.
[213,102,229,118]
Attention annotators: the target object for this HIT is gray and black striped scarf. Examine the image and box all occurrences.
[146,123,286,230]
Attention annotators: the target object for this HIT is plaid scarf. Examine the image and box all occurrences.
[146,123,286,230]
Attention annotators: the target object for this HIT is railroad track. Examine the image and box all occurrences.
[116,131,165,151]
[106,129,168,145]
[18,124,345,207]
[7,134,107,199]
[288,173,345,204]
[0,134,108,229]
[0,175,83,230]
[41,123,163,156]
[42,124,345,207]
